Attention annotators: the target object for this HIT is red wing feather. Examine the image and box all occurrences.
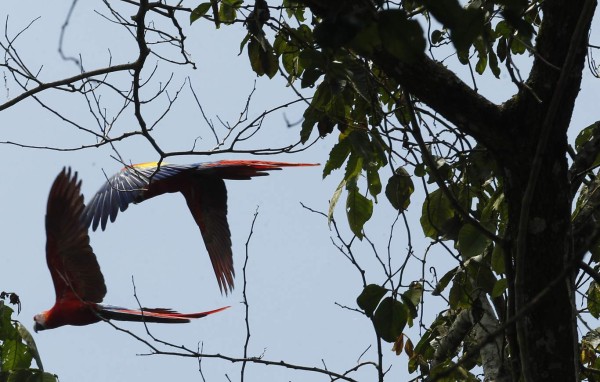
[46,168,107,304]
[181,178,234,293]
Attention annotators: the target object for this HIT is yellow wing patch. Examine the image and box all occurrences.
[121,162,169,171]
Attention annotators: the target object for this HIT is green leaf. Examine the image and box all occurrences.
[323,137,351,178]
[496,36,508,62]
[219,0,241,25]
[0,305,18,341]
[492,278,508,298]
[575,122,600,151]
[2,339,32,371]
[16,323,42,371]
[450,8,485,53]
[414,163,426,177]
[373,297,408,343]
[379,10,426,63]
[301,68,323,88]
[247,38,278,78]
[403,282,423,308]
[510,37,526,54]
[589,282,600,318]
[488,48,501,78]
[420,189,455,238]
[3,370,58,382]
[422,0,484,52]
[432,267,458,296]
[282,52,301,77]
[344,151,363,181]
[401,282,423,326]
[346,182,373,239]
[457,223,491,258]
[328,178,345,225]
[448,272,472,309]
[367,164,382,198]
[495,20,511,37]
[356,284,388,317]
[466,259,496,294]
[491,244,505,274]
[431,29,445,44]
[475,51,487,74]
[190,3,212,24]
[300,106,319,143]
[385,167,414,211]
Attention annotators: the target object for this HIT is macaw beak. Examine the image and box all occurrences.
[33,322,44,333]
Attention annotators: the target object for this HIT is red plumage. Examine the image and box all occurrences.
[83,160,319,293]
[34,168,228,332]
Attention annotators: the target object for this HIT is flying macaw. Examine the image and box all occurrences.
[33,168,228,332]
[82,160,318,293]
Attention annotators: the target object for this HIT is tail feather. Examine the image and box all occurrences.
[99,305,229,324]
[199,160,319,180]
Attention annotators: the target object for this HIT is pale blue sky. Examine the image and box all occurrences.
[2,2,599,381]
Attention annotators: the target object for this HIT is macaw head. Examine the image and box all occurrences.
[33,312,49,332]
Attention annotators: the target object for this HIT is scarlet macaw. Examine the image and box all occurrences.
[82,160,318,293]
[33,168,228,332]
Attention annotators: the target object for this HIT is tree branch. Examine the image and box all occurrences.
[371,50,505,151]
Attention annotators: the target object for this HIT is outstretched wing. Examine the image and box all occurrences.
[98,305,229,323]
[83,160,318,291]
[83,162,194,231]
[46,168,106,303]
[181,178,234,293]
[83,160,318,232]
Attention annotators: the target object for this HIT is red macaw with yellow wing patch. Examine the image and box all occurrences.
[33,168,228,332]
[82,160,318,293]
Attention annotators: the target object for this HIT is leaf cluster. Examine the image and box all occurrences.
[0,297,56,382]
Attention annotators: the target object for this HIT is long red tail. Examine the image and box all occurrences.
[199,160,319,180]
[99,305,229,324]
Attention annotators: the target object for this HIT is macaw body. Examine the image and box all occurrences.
[83,160,318,293]
[34,168,228,332]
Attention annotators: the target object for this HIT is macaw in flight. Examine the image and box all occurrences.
[82,160,318,294]
[33,168,228,332]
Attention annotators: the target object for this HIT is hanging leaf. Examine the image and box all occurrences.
[1,339,32,371]
[491,244,505,274]
[356,284,388,317]
[190,3,212,24]
[373,297,408,343]
[420,189,456,238]
[219,0,242,25]
[346,182,373,239]
[385,167,414,211]
[323,138,351,178]
[491,278,508,298]
[432,267,458,296]
[367,164,382,199]
[328,178,346,225]
[457,223,491,258]
[247,38,278,78]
